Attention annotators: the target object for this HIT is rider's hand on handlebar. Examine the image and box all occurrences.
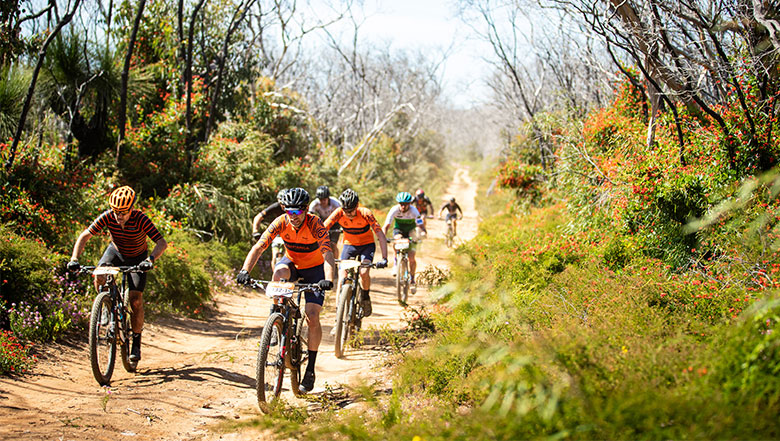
[67,260,80,272]
[376,258,388,269]
[236,269,250,285]
[317,279,333,291]
[139,257,154,271]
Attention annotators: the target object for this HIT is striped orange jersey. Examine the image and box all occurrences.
[324,207,382,246]
[257,213,332,269]
[88,210,163,259]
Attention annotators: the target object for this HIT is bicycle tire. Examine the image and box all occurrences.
[401,257,410,304]
[119,291,137,373]
[89,291,117,385]
[290,315,308,396]
[334,282,352,359]
[396,255,403,302]
[256,313,286,411]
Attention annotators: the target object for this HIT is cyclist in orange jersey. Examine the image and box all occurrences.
[236,187,334,394]
[324,188,388,317]
[67,186,168,363]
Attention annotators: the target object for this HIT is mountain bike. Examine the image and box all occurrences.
[77,265,144,385]
[443,214,462,248]
[246,278,324,412]
[270,237,285,269]
[333,258,377,359]
[393,238,414,304]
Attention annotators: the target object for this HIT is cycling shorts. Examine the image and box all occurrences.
[341,243,376,263]
[446,213,458,221]
[275,256,326,306]
[98,244,148,292]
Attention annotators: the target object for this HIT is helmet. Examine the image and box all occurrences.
[339,188,359,210]
[450,197,456,203]
[396,192,413,203]
[415,189,425,197]
[316,185,330,199]
[281,187,310,209]
[276,189,287,204]
[108,186,136,212]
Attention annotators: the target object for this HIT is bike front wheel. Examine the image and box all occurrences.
[256,313,286,411]
[290,315,309,397]
[399,256,409,304]
[334,283,353,359]
[89,291,117,385]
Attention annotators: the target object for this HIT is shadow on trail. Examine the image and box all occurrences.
[130,364,255,389]
[153,312,264,341]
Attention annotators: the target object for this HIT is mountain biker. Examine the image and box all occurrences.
[67,186,168,363]
[382,192,422,294]
[414,189,434,234]
[237,187,335,394]
[308,185,342,262]
[252,189,287,240]
[324,188,388,317]
[439,197,463,237]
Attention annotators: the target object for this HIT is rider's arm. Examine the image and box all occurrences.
[323,208,341,230]
[149,237,168,261]
[242,219,280,272]
[70,229,93,261]
[310,216,335,281]
[382,206,397,237]
[365,209,389,259]
[252,211,264,235]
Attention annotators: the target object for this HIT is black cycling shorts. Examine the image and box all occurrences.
[98,244,148,292]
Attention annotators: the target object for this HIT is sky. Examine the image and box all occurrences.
[313,0,496,109]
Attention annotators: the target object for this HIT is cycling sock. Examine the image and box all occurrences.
[306,350,317,372]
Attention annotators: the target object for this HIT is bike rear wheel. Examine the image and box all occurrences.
[256,313,286,411]
[89,291,117,385]
[334,282,352,358]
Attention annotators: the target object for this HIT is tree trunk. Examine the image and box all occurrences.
[116,0,147,169]
[5,0,82,172]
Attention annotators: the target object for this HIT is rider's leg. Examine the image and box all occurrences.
[453,219,458,236]
[409,250,417,284]
[359,266,371,291]
[305,302,323,352]
[129,290,144,360]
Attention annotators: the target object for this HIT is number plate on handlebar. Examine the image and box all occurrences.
[394,238,410,250]
[92,267,121,276]
[266,281,295,298]
[339,260,362,271]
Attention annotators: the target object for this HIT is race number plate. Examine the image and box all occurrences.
[266,281,295,298]
[415,217,424,226]
[339,260,362,271]
[394,238,410,250]
[93,267,121,276]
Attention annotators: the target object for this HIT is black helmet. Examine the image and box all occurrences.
[339,188,359,210]
[316,185,330,199]
[276,189,287,204]
[281,187,310,209]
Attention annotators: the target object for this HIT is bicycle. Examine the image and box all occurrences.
[270,236,285,269]
[393,238,415,304]
[333,257,377,358]
[443,214,462,248]
[76,265,145,385]
[245,278,325,412]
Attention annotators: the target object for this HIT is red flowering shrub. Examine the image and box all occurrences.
[0,330,36,375]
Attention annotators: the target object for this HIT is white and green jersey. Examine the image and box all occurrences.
[383,204,421,234]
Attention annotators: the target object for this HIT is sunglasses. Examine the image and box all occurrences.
[286,208,305,216]
[400,203,411,207]
[113,208,131,215]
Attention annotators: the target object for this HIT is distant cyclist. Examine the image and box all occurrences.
[237,188,335,394]
[324,189,388,317]
[252,189,287,240]
[382,192,422,294]
[67,186,168,363]
[413,189,434,235]
[308,185,341,263]
[439,197,463,237]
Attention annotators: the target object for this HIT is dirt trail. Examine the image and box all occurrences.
[0,167,480,441]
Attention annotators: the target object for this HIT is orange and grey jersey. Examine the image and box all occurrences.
[324,207,382,246]
[88,210,163,259]
[257,213,331,269]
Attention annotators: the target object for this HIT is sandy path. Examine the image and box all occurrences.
[0,166,479,441]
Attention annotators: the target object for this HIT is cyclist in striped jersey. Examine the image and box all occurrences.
[67,186,167,362]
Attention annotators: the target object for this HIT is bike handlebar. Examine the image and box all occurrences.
[76,265,148,275]
[244,278,324,291]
